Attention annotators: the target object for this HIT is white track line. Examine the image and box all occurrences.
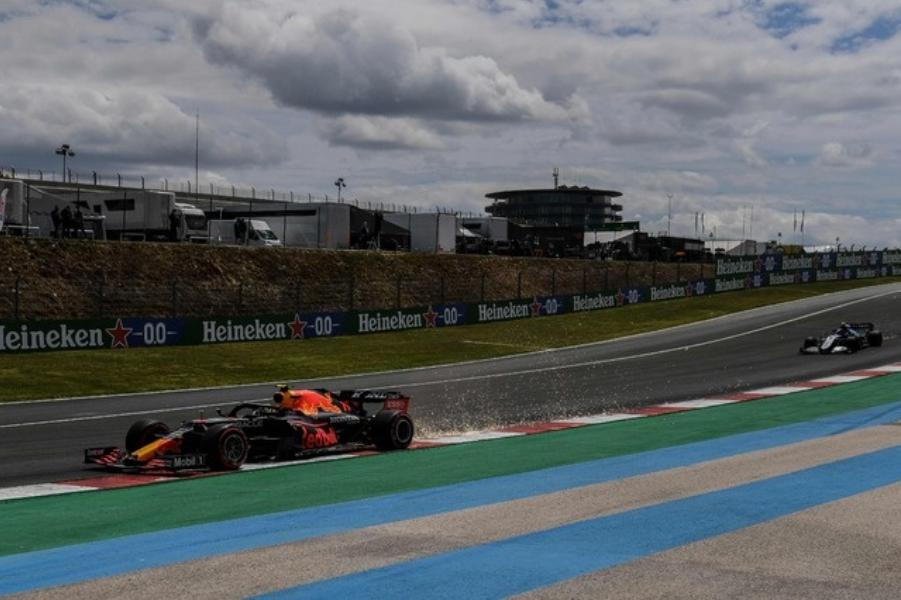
[0,484,92,501]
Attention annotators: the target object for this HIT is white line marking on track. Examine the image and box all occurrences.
[809,375,871,384]
[0,400,269,429]
[660,399,738,409]
[0,484,92,501]
[240,454,356,471]
[748,386,808,395]
[565,414,645,424]
[417,431,524,444]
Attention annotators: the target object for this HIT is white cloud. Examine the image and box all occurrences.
[0,85,286,169]
[816,141,875,168]
[319,116,446,151]
[196,4,582,124]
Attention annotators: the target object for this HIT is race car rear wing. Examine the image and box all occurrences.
[337,390,410,413]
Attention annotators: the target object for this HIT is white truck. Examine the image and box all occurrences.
[0,180,207,241]
[208,218,281,247]
[0,179,26,233]
[384,212,457,252]
[92,191,207,241]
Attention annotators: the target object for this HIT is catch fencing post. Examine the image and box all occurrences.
[237,282,243,314]
[480,273,486,302]
[96,273,105,318]
[582,267,587,294]
[517,271,522,298]
[347,272,355,311]
[170,280,178,317]
[604,263,609,291]
[295,280,302,313]
[551,268,557,296]
[14,277,21,321]
[25,184,30,239]
[440,275,445,305]
[396,276,402,308]
[652,262,657,286]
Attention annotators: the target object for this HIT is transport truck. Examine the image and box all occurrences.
[93,192,207,241]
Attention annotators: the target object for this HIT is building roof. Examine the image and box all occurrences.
[485,186,622,199]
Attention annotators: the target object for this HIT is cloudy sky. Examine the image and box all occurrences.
[2,0,901,248]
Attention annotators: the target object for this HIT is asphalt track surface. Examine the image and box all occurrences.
[3,375,901,599]
[1,282,900,488]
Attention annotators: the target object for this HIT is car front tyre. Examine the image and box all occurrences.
[125,419,170,453]
[205,426,249,470]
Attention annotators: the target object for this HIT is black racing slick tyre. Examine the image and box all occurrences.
[372,410,415,451]
[800,337,818,353]
[868,330,884,347]
[125,419,171,453]
[204,425,249,470]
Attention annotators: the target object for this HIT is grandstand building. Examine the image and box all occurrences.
[483,175,625,256]
[484,184,623,230]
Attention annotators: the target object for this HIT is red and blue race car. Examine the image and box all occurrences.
[85,388,414,472]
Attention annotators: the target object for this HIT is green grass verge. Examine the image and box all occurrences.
[2,373,900,556]
[1,277,898,403]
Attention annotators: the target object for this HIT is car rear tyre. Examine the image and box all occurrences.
[204,425,249,470]
[372,410,415,450]
[800,337,818,353]
[868,330,884,347]
[125,419,170,453]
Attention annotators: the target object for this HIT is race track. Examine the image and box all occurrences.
[1,282,900,487]
[3,373,901,598]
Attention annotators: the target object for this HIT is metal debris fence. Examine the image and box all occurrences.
[0,262,710,321]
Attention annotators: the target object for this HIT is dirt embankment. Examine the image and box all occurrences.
[0,238,712,320]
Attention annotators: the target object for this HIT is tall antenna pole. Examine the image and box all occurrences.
[194,110,200,201]
[552,167,559,190]
[666,193,673,236]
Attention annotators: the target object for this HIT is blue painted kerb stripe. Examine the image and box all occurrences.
[2,401,901,595]
[258,445,901,599]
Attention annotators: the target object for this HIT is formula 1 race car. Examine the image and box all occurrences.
[85,388,414,473]
[800,322,883,355]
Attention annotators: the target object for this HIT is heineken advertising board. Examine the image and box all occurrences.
[715,250,896,275]
[1,258,897,354]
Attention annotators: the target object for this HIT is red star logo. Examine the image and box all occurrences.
[684,283,694,297]
[423,306,438,327]
[288,314,307,339]
[615,289,626,306]
[106,318,132,349]
[530,297,543,317]
[754,258,763,272]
